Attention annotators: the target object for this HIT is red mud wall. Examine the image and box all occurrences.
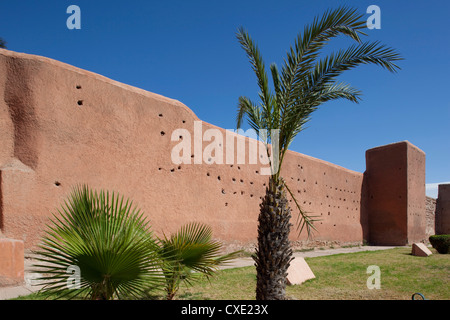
[436,184,450,235]
[365,142,426,245]
[0,49,426,250]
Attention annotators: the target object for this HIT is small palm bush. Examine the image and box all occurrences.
[157,222,240,300]
[32,185,165,300]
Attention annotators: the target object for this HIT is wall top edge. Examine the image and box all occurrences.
[0,48,199,121]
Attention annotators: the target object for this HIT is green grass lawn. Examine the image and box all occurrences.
[14,247,449,300]
[177,247,449,300]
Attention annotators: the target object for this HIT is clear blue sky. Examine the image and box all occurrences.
[1,0,449,196]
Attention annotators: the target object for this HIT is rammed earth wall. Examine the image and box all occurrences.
[0,49,429,250]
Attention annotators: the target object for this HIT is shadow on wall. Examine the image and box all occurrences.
[360,171,370,244]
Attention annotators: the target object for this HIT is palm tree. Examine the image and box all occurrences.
[32,185,165,300]
[157,222,239,300]
[0,37,6,48]
[236,6,402,300]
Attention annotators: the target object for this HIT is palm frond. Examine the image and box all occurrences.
[157,222,240,299]
[282,181,320,238]
[160,222,237,274]
[280,6,368,109]
[32,185,164,300]
[304,40,402,95]
[236,27,272,113]
[236,96,264,134]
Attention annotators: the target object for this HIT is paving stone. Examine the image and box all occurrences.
[286,257,315,285]
[411,243,432,257]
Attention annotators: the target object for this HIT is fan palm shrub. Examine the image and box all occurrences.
[236,6,402,300]
[32,185,165,300]
[157,222,240,300]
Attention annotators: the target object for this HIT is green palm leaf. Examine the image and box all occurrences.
[157,222,240,299]
[31,185,164,300]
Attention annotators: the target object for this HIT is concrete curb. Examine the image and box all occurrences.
[219,245,399,269]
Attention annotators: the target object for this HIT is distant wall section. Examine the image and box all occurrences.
[436,184,450,235]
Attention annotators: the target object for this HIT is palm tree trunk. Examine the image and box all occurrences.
[254,176,293,300]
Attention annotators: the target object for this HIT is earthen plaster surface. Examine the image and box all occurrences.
[0,49,429,250]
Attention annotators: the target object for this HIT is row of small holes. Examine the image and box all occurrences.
[158,166,182,172]
[158,113,186,124]
[76,85,83,106]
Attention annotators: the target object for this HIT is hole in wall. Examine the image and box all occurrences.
[76,85,82,89]
[182,120,186,123]
[159,114,163,117]
[77,100,83,106]
[54,181,61,187]
[170,168,175,172]
[160,131,166,136]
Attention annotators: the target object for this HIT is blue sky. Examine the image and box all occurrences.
[1,0,449,197]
